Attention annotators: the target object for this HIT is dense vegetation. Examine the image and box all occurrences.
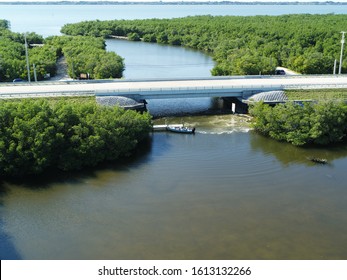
[249,101,347,146]
[0,19,56,81]
[61,14,347,76]
[0,19,125,81]
[0,99,152,177]
[46,35,124,79]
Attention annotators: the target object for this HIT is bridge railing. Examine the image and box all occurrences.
[95,84,285,96]
[2,77,347,100]
[96,82,347,97]
[0,90,95,99]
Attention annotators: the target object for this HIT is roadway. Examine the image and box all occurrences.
[1,75,347,99]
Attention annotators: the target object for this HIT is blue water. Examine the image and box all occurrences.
[106,39,214,79]
[1,4,347,37]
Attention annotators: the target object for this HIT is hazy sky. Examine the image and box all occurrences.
[0,0,346,2]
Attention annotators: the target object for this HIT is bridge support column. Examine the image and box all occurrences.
[222,97,249,114]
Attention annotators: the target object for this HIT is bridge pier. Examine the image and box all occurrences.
[222,97,249,114]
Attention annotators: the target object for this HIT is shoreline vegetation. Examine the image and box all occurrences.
[249,100,347,146]
[61,14,347,76]
[0,20,125,82]
[250,89,347,146]
[0,98,152,178]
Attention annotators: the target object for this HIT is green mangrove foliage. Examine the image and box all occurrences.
[249,101,347,146]
[0,99,152,177]
[61,14,347,75]
[46,35,125,79]
[0,19,10,29]
[0,20,56,81]
[0,19,125,81]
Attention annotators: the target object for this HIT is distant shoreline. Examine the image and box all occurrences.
[0,1,346,6]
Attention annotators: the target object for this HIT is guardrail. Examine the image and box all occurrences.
[1,77,347,100]
[95,83,347,97]
[0,91,94,99]
[95,84,285,95]
[2,74,347,87]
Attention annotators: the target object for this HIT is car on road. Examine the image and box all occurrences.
[13,78,25,82]
[275,69,286,75]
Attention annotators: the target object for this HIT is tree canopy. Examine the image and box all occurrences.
[0,22,51,82]
[61,14,347,75]
[46,35,124,79]
[249,101,347,146]
[0,20,125,82]
[0,99,152,177]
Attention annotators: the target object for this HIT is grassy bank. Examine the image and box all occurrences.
[286,88,347,101]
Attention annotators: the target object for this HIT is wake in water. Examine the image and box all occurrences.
[154,114,252,135]
[197,127,251,135]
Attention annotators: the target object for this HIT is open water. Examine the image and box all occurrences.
[105,39,214,79]
[1,4,347,260]
[1,4,347,37]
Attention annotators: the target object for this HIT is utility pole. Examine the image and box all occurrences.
[338,31,346,75]
[33,63,37,82]
[24,34,31,82]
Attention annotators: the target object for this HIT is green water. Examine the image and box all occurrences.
[1,115,347,260]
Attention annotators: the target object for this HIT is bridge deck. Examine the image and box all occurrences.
[1,75,347,99]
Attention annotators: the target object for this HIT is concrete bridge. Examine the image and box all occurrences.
[1,75,347,100]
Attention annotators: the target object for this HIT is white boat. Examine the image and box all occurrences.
[166,125,196,134]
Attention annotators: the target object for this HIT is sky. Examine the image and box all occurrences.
[0,0,347,3]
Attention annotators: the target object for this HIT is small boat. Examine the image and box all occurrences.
[166,125,196,134]
[308,157,328,164]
